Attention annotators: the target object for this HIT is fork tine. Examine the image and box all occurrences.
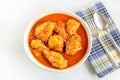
[86,19,99,37]
[91,19,97,29]
[87,19,99,38]
[89,20,93,31]
[88,19,98,31]
[86,20,93,31]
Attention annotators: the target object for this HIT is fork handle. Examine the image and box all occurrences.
[98,33,119,68]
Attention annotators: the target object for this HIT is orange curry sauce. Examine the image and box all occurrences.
[28,13,88,68]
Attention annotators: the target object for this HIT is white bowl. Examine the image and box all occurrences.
[23,11,92,72]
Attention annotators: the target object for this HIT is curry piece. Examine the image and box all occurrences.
[34,21,56,42]
[31,39,48,50]
[65,34,82,55]
[31,39,49,57]
[42,49,68,69]
[48,34,64,52]
[54,21,68,41]
[66,19,80,35]
[31,39,49,52]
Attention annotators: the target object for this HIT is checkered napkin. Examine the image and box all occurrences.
[75,1,120,78]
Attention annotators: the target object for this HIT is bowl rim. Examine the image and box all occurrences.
[23,10,92,72]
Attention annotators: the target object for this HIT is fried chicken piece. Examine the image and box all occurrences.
[48,34,64,52]
[65,34,82,55]
[42,49,68,69]
[54,21,68,41]
[34,21,56,42]
[31,39,48,57]
[66,19,80,35]
[31,39,43,48]
[31,39,48,49]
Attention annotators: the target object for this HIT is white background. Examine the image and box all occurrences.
[0,0,120,80]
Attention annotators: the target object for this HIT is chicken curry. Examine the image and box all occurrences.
[28,13,88,69]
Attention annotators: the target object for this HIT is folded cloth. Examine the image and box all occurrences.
[89,37,114,78]
[75,1,120,78]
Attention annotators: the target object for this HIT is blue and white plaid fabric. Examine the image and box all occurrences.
[76,1,120,78]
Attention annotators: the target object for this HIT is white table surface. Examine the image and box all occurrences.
[0,0,120,80]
